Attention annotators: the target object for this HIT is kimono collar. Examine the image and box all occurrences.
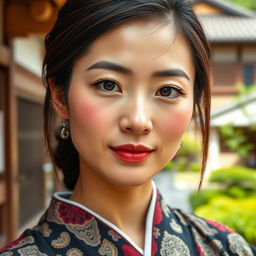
[53,181,157,255]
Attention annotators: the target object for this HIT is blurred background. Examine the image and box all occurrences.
[0,0,255,247]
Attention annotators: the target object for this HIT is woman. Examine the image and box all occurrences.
[1,0,255,255]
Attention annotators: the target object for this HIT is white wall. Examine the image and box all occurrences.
[206,128,220,175]
[13,36,44,77]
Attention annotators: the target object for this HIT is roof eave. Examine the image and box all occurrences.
[209,39,256,44]
[192,0,256,18]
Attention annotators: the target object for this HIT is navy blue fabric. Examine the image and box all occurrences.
[0,191,255,256]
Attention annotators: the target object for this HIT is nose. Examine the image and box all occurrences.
[119,95,153,135]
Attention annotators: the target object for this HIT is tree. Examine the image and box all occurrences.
[228,0,256,11]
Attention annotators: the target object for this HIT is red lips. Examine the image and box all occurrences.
[110,144,153,163]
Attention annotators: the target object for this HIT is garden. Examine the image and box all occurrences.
[167,124,256,246]
[189,165,256,246]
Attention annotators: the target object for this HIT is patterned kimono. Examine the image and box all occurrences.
[0,182,255,256]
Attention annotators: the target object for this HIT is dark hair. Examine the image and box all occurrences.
[43,0,211,190]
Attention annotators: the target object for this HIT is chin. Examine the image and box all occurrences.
[106,169,156,188]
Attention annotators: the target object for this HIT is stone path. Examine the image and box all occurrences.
[153,170,193,212]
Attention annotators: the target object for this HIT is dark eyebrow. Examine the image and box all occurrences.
[153,69,190,81]
[86,61,132,75]
[87,60,190,81]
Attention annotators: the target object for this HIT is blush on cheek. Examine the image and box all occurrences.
[162,110,193,136]
[70,96,105,129]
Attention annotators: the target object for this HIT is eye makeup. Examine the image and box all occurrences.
[90,78,122,94]
[155,85,185,99]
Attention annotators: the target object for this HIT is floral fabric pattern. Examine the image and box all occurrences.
[0,190,255,256]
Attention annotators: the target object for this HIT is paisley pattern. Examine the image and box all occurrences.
[108,230,121,241]
[153,227,160,239]
[191,227,223,256]
[173,209,188,226]
[182,212,218,236]
[98,239,118,255]
[169,219,183,233]
[66,248,83,256]
[34,223,52,237]
[47,201,63,225]
[57,201,92,225]
[0,189,255,256]
[51,232,70,249]
[160,231,190,256]
[0,236,34,252]
[0,252,13,256]
[67,218,101,246]
[228,233,254,256]
[161,200,171,218]
[17,245,47,256]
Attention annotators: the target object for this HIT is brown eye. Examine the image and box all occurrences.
[94,79,122,93]
[102,81,116,91]
[156,86,182,99]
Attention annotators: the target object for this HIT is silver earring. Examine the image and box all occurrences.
[60,118,70,139]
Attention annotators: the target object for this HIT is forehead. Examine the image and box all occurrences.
[74,19,195,78]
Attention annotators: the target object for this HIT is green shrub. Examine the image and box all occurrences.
[175,157,188,172]
[248,190,256,198]
[169,133,202,172]
[179,133,201,157]
[189,187,256,211]
[195,196,256,245]
[189,189,225,211]
[188,162,201,172]
[209,166,256,188]
[227,186,247,199]
[163,159,201,172]
[163,161,174,170]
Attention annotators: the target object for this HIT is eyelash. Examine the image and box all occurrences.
[155,85,185,99]
[90,78,185,99]
[90,78,122,94]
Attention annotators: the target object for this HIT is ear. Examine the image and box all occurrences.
[48,78,70,119]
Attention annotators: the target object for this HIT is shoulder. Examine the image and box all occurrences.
[172,208,256,256]
[0,228,50,256]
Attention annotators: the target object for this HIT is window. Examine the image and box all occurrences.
[212,46,238,90]
[243,64,254,87]
[17,98,44,228]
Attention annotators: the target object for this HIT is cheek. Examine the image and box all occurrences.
[159,106,193,137]
[69,94,106,131]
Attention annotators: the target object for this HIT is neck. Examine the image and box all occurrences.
[70,168,153,249]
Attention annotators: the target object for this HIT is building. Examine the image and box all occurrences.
[0,0,255,245]
[0,0,65,246]
[192,0,256,172]
[193,0,256,105]
[208,91,256,171]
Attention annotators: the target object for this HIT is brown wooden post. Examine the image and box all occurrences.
[4,42,19,242]
[0,47,8,246]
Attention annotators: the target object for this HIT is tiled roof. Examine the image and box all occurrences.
[199,16,256,42]
[192,0,256,17]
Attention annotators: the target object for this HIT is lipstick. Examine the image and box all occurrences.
[110,144,153,163]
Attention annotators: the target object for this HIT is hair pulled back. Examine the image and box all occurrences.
[43,0,211,190]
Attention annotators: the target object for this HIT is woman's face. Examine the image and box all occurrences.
[66,19,195,187]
